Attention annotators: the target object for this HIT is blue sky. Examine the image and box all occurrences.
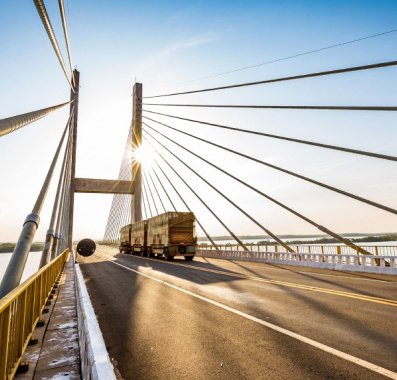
[0,1,396,242]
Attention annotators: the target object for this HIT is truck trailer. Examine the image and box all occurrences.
[119,211,196,261]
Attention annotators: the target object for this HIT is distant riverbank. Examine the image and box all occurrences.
[0,242,44,253]
[273,234,397,245]
[198,233,397,246]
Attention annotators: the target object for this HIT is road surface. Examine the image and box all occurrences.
[79,245,397,380]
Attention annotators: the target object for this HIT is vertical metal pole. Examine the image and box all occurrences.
[39,133,71,268]
[131,83,142,224]
[0,121,69,298]
[68,70,79,250]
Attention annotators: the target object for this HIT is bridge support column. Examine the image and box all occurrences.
[131,83,142,224]
[68,70,79,251]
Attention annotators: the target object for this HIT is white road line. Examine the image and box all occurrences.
[99,254,397,379]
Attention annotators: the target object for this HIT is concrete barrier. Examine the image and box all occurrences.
[197,250,397,275]
[74,258,117,380]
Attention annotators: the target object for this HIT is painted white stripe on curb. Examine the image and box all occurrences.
[102,254,397,380]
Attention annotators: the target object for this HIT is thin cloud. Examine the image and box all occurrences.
[136,32,219,73]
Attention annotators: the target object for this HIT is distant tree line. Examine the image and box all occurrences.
[198,234,397,247]
[0,242,44,253]
[281,234,397,245]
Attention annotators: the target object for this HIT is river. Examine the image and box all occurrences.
[0,251,42,284]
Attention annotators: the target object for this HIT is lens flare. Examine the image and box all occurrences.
[132,145,153,167]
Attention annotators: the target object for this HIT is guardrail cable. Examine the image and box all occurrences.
[144,60,397,99]
[144,135,248,250]
[147,170,167,213]
[144,104,397,112]
[150,159,218,250]
[143,171,159,215]
[33,0,74,92]
[143,110,397,163]
[144,125,294,252]
[0,100,73,138]
[143,116,397,216]
[142,123,373,255]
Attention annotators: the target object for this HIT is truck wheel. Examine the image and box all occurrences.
[184,256,194,261]
[164,248,173,261]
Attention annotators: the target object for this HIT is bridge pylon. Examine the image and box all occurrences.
[131,83,142,223]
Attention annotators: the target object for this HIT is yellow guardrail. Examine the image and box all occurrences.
[0,249,69,380]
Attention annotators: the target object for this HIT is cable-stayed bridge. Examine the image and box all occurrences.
[1,2,397,379]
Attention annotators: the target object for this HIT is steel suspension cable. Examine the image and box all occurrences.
[143,110,397,163]
[147,170,167,213]
[143,171,159,215]
[40,122,72,267]
[0,100,73,138]
[103,123,133,242]
[144,60,397,99]
[58,0,74,81]
[151,166,177,212]
[33,0,74,92]
[32,113,73,215]
[53,123,73,259]
[144,135,248,250]
[142,191,148,220]
[143,116,397,216]
[144,104,397,112]
[142,179,153,218]
[0,115,72,296]
[144,126,294,252]
[143,123,372,255]
[150,159,218,249]
[171,29,397,84]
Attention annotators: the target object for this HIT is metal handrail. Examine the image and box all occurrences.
[0,249,69,380]
[197,249,397,269]
[200,244,397,256]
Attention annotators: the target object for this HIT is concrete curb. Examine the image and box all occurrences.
[75,261,117,380]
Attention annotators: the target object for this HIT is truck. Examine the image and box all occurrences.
[119,220,147,255]
[119,211,197,261]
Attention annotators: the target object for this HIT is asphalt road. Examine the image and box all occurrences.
[79,245,397,380]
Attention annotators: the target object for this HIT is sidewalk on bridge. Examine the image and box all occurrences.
[15,254,81,379]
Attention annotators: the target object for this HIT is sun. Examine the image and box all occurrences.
[132,144,154,167]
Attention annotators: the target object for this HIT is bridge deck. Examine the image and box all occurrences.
[80,245,397,380]
[15,254,81,380]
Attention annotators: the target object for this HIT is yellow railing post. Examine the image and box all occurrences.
[0,249,68,379]
[0,305,11,380]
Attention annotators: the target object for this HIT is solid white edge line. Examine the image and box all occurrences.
[101,254,397,379]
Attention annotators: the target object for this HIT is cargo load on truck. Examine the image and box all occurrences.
[119,211,196,261]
